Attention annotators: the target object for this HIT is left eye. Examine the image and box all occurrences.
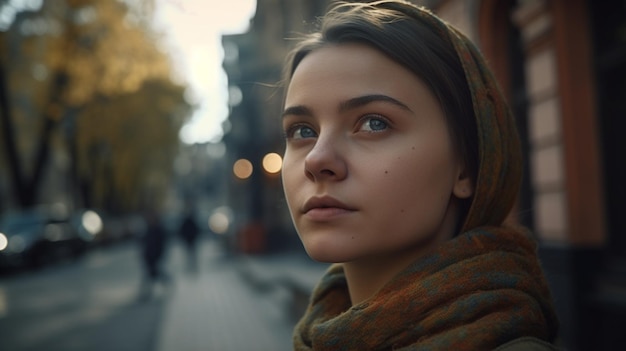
[359,116,389,132]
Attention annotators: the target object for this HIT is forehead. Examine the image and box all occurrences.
[285,43,429,107]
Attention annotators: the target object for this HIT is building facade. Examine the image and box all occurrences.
[437,1,624,349]
[222,0,625,348]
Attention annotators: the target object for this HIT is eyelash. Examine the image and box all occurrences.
[283,114,391,140]
[357,114,390,133]
[283,123,316,140]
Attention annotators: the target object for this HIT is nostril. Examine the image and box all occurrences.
[303,143,347,181]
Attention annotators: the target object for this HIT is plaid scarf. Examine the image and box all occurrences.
[293,227,559,350]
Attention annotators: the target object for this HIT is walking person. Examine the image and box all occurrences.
[280,1,559,349]
[178,209,200,274]
[139,208,170,299]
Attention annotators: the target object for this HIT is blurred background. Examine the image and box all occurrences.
[0,0,624,350]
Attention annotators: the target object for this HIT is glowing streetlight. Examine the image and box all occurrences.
[233,158,253,179]
[262,153,282,174]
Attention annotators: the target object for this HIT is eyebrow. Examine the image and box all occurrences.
[282,105,312,118]
[282,94,412,118]
[339,94,412,113]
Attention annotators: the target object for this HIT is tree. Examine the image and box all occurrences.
[0,0,190,211]
[76,78,189,212]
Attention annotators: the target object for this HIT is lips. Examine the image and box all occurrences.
[302,196,356,214]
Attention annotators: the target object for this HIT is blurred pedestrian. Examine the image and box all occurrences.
[178,209,200,274]
[280,1,559,350]
[139,208,170,299]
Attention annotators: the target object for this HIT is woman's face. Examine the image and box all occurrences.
[282,43,472,263]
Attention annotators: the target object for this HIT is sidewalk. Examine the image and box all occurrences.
[156,238,328,351]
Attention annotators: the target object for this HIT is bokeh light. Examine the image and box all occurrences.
[208,206,233,234]
[233,158,253,179]
[82,210,103,235]
[262,153,282,174]
[0,233,7,251]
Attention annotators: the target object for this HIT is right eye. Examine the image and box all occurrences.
[286,124,317,139]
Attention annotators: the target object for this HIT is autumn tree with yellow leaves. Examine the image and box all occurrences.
[0,0,191,212]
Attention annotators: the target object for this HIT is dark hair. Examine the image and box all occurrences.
[284,1,479,195]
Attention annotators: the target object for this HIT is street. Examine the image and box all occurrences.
[0,239,165,351]
[0,237,309,351]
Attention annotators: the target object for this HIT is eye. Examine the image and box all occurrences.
[358,115,389,132]
[286,124,317,139]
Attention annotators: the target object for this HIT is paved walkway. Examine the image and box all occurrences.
[156,238,328,351]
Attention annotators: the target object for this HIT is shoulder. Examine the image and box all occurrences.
[494,337,561,351]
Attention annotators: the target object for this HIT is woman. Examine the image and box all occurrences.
[280,1,559,350]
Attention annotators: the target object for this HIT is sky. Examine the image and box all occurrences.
[153,0,257,144]
[0,0,254,144]
[0,0,44,30]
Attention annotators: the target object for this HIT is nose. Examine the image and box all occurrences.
[304,135,347,181]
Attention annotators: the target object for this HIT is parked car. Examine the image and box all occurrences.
[67,209,148,247]
[0,208,89,271]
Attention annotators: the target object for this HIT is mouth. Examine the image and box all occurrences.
[302,196,356,215]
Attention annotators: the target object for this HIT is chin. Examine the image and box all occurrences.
[305,250,340,263]
[297,226,362,263]
[301,239,355,263]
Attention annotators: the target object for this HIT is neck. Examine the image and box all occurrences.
[343,258,407,305]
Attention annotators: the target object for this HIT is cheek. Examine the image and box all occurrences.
[281,164,293,196]
[281,154,302,207]
[368,151,456,216]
